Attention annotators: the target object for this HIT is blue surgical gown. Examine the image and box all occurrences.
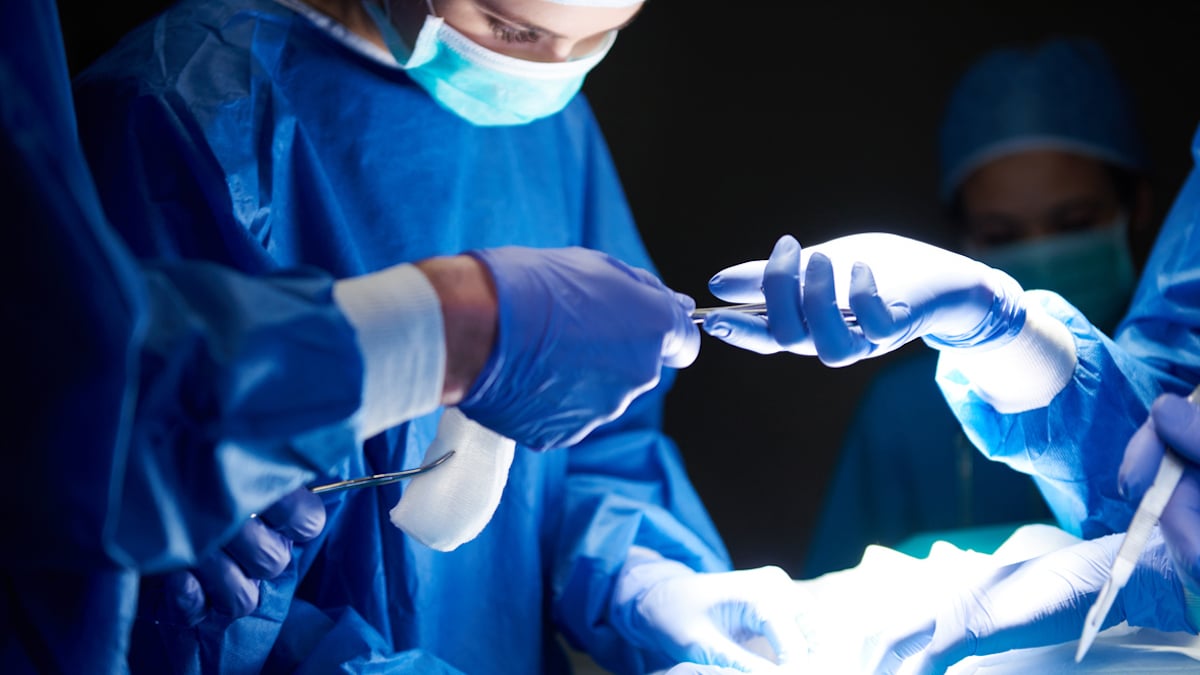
[73,1,731,673]
[938,124,1200,540]
[5,1,366,672]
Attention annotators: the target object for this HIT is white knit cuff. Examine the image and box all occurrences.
[938,301,1077,414]
[333,264,445,441]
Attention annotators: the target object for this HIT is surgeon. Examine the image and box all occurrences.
[8,3,361,670]
[7,1,714,671]
[803,37,1154,577]
[73,0,806,673]
[701,64,1200,675]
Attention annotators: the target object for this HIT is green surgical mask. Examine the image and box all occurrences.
[974,217,1136,333]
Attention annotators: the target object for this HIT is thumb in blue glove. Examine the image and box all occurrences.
[1120,390,1200,590]
[704,234,1025,367]
[609,549,807,672]
[459,246,699,451]
[138,487,325,626]
[865,529,1197,675]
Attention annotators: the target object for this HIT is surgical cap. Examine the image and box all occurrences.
[938,37,1147,201]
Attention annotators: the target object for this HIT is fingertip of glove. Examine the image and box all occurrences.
[262,489,327,541]
[674,291,697,313]
[772,234,800,256]
[228,580,262,619]
[704,317,732,339]
[290,500,327,542]
[1153,393,1198,426]
[1119,420,1167,501]
[707,271,724,289]
[166,573,208,627]
[806,250,832,269]
[665,329,701,369]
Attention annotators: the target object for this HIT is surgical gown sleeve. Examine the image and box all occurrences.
[936,154,1200,539]
[3,2,370,672]
[5,0,369,575]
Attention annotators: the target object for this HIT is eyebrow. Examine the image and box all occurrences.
[470,0,642,40]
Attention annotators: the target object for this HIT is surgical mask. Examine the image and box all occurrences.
[363,0,616,126]
[974,217,1136,333]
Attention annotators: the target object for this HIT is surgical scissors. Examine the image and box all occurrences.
[691,303,859,325]
[310,450,456,495]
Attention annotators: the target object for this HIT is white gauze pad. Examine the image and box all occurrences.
[389,407,515,551]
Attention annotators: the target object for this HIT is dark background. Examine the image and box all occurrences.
[59,1,1200,576]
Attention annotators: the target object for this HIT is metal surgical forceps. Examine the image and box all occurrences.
[691,303,859,325]
[310,451,456,495]
[691,302,768,323]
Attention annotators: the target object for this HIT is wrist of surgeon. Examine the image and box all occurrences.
[414,255,497,405]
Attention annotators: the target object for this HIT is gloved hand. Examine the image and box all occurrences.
[459,246,700,450]
[609,550,807,672]
[704,233,1026,367]
[1120,390,1200,589]
[138,488,326,626]
[865,529,1196,675]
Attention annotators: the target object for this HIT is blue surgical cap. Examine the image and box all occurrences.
[938,37,1148,201]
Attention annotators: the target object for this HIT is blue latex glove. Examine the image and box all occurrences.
[1120,391,1200,589]
[459,246,700,450]
[138,488,325,626]
[704,234,1026,367]
[610,551,807,672]
[865,530,1196,675]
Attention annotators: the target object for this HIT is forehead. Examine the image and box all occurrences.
[467,0,642,35]
[960,149,1116,212]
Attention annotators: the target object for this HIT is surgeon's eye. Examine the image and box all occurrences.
[1055,214,1103,234]
[486,16,541,44]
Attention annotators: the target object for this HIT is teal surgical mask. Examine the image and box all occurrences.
[363,0,615,126]
[974,217,1136,333]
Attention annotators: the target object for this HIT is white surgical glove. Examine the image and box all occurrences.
[705,233,1025,367]
[609,547,807,672]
